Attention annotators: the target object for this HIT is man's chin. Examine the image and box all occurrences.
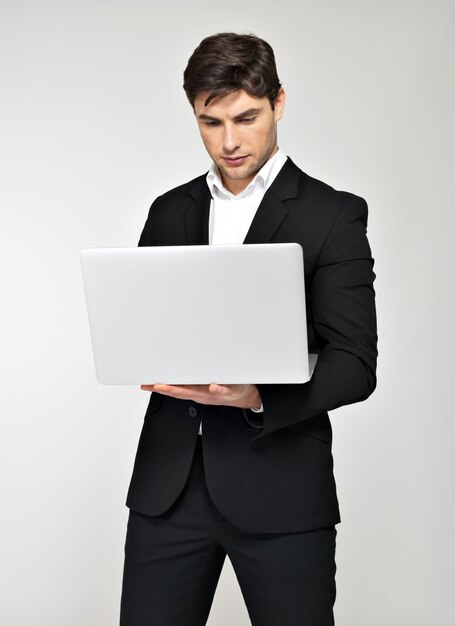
[218,162,257,182]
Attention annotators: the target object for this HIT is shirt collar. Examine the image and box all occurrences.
[206,148,287,199]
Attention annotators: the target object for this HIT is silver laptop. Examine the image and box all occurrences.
[80,244,316,385]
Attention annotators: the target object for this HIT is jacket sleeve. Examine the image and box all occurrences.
[249,195,378,441]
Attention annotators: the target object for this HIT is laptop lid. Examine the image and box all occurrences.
[80,243,312,385]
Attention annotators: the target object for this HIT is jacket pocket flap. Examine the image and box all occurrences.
[282,413,331,443]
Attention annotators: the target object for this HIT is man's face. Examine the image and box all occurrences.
[194,88,286,195]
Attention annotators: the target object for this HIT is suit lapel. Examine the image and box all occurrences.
[242,192,289,244]
[243,158,302,244]
[183,179,211,245]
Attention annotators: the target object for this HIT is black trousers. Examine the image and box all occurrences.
[120,437,336,626]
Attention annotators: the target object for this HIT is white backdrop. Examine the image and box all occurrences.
[1,1,454,624]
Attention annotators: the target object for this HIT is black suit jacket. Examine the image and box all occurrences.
[126,158,378,533]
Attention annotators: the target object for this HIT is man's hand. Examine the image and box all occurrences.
[140,383,262,409]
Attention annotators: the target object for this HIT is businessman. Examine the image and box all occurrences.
[120,33,377,626]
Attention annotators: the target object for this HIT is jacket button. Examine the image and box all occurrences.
[188,406,198,418]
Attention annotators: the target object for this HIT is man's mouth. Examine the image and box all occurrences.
[222,155,249,166]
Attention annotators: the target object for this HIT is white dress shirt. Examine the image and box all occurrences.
[197,149,288,435]
[207,149,288,246]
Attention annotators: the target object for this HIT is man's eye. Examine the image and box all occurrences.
[238,117,256,124]
[205,120,220,127]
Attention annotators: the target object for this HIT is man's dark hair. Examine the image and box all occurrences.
[183,33,282,110]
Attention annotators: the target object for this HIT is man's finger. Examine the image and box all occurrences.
[209,384,231,395]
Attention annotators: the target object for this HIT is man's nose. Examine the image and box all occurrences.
[222,124,241,154]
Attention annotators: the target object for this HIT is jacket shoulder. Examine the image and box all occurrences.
[138,172,209,246]
[154,173,208,206]
[299,167,365,207]
[279,158,366,213]
[284,160,368,226]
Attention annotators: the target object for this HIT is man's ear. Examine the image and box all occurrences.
[274,88,286,122]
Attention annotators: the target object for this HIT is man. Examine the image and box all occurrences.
[120,33,377,626]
